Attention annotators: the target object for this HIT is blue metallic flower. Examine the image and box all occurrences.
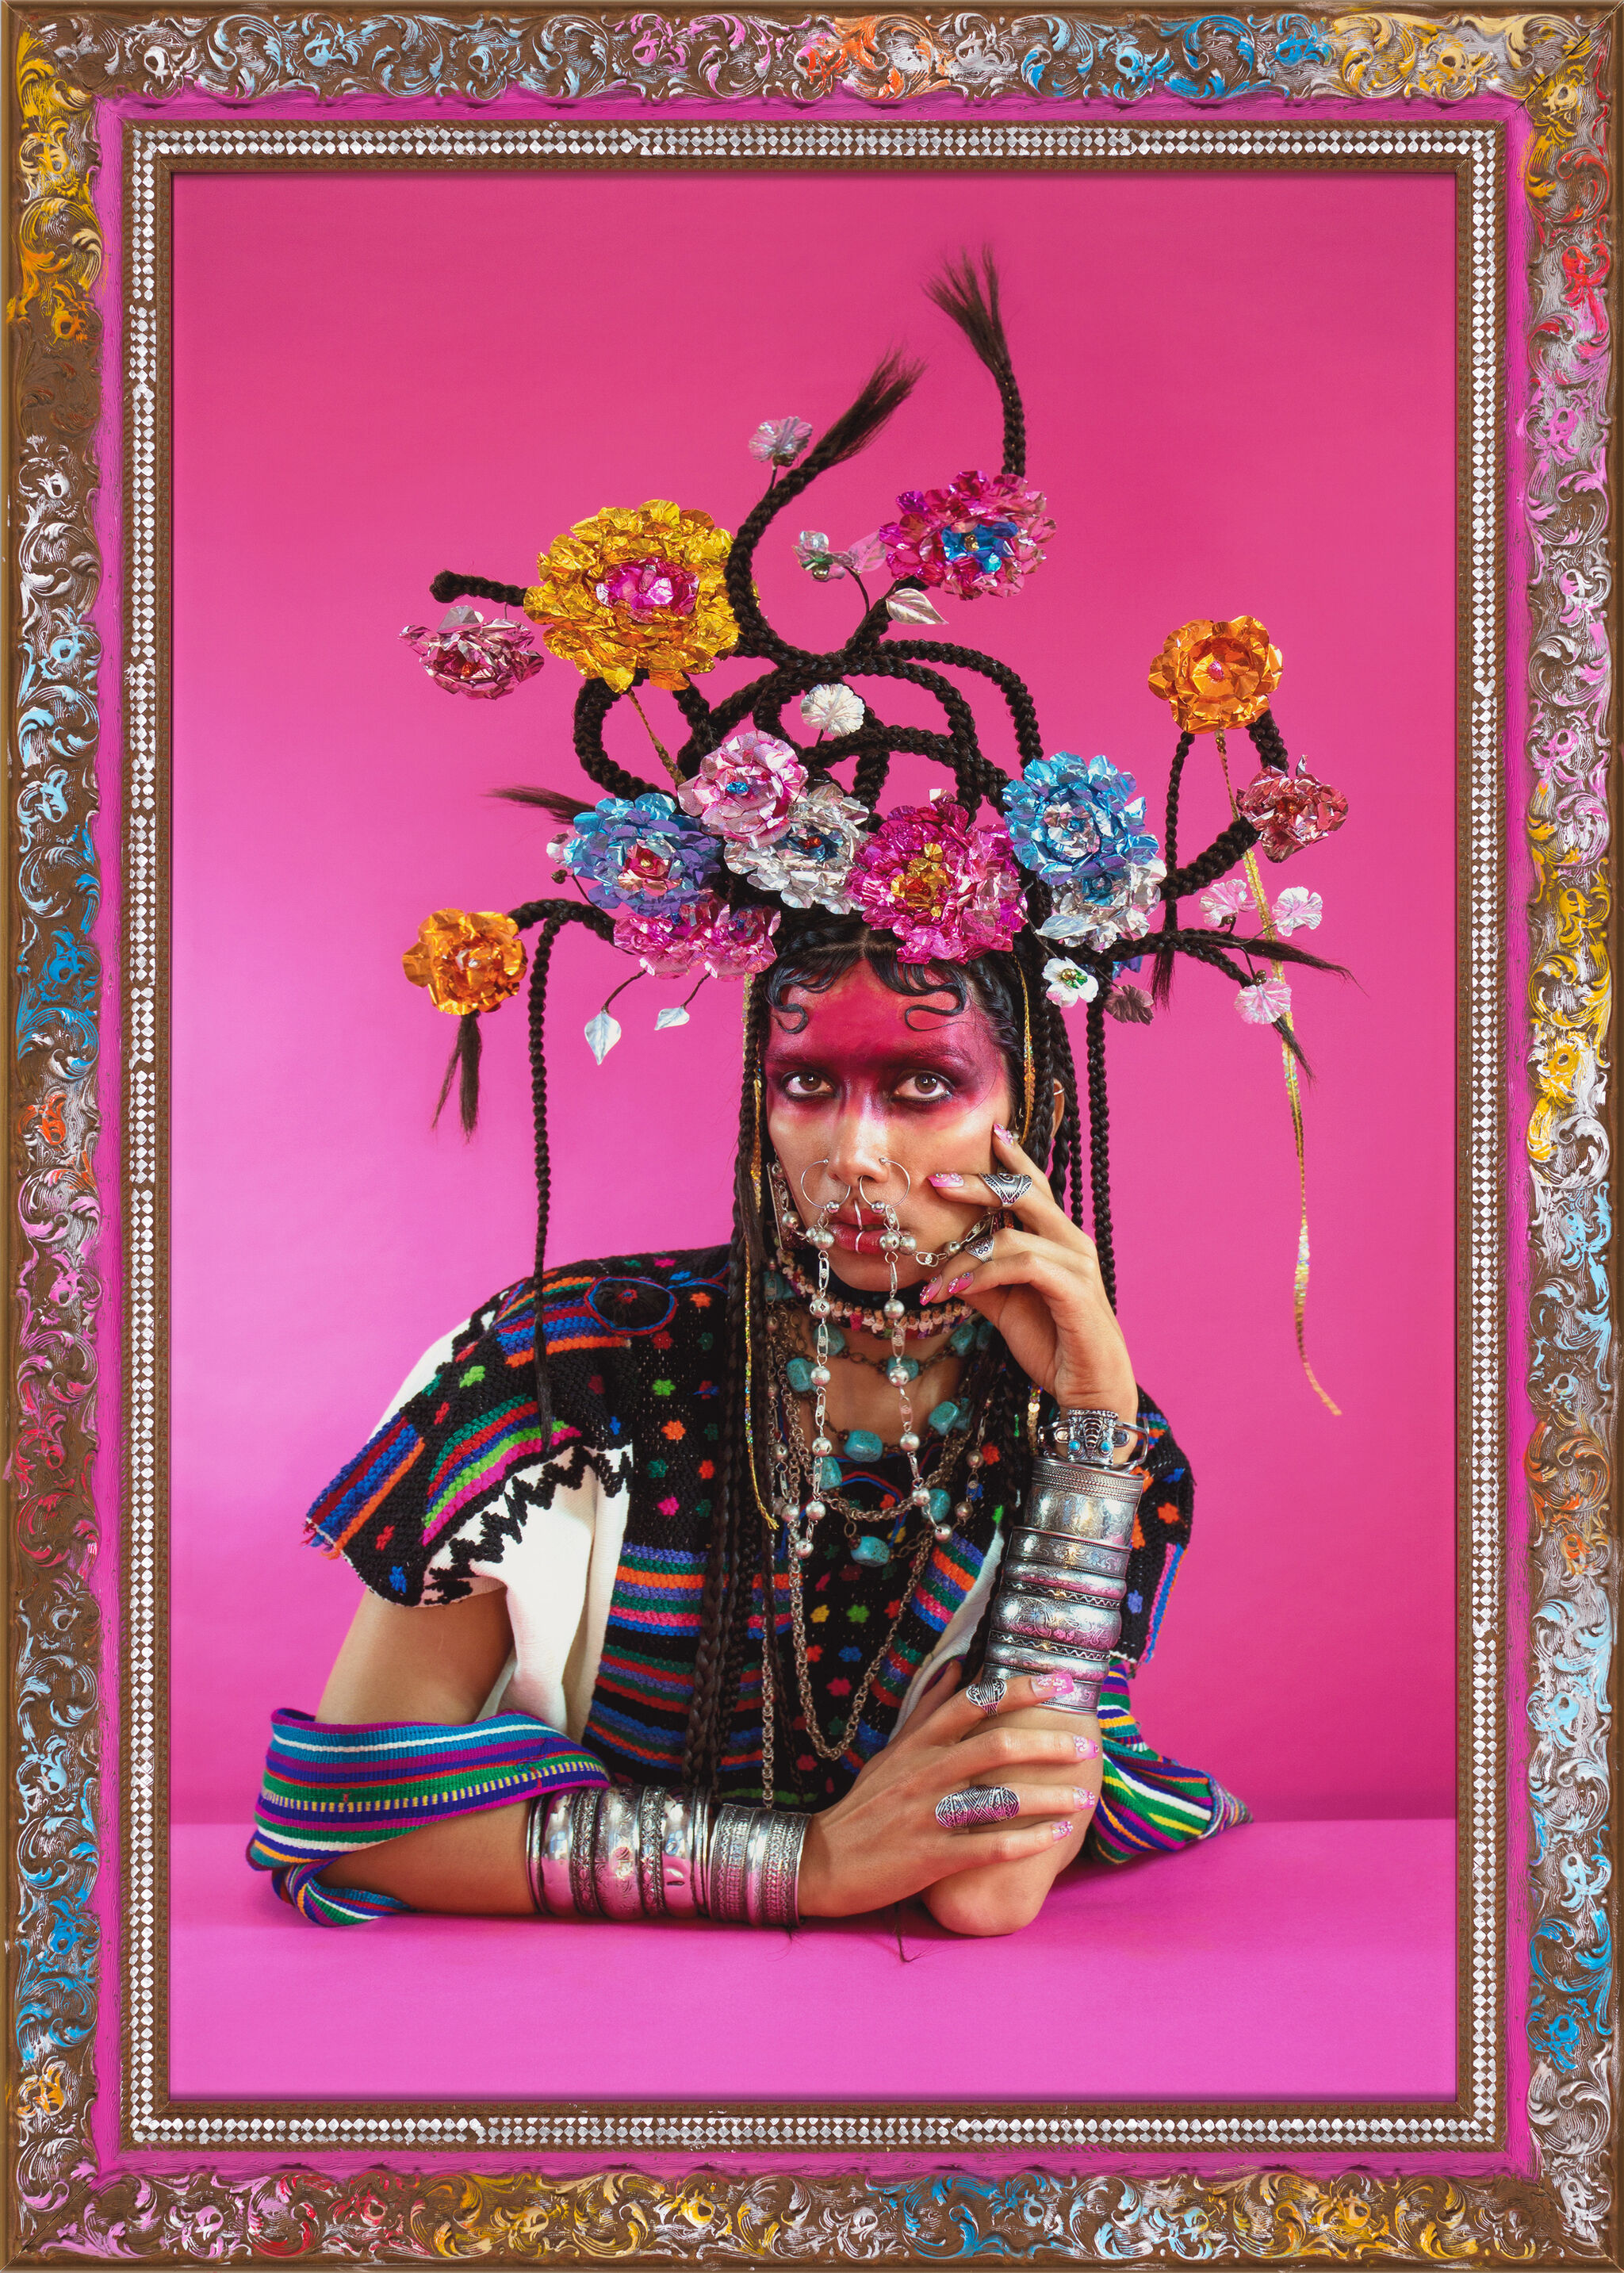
[1003,753,1160,887]
[552,792,720,917]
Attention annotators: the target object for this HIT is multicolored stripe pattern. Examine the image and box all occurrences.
[247,1708,608,1926]
[1086,1671,1251,1864]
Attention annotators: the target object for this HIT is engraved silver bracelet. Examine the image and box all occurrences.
[527,1785,808,1927]
[982,1406,1149,1716]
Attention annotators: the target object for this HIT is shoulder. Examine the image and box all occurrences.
[302,1244,730,1606]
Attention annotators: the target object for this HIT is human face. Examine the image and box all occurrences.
[763,959,1016,1288]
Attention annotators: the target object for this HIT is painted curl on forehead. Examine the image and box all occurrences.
[761,914,1025,1090]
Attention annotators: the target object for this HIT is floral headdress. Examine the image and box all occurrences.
[399,253,1350,1411]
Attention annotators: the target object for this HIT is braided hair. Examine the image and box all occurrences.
[420,251,1343,1786]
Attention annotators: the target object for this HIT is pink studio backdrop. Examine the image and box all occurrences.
[170,163,1457,1832]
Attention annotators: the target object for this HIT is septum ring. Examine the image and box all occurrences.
[799,1160,853,1209]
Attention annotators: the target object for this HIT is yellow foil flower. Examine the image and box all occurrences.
[1148,616,1283,734]
[402,908,527,1015]
[524,500,738,693]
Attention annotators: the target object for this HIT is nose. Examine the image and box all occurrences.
[828,1102,900,1205]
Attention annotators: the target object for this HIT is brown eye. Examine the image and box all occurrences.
[899,1072,952,1101]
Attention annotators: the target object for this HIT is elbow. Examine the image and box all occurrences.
[922,1876,1048,1938]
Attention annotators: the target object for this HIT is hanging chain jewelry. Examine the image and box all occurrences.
[784,1528,934,1764]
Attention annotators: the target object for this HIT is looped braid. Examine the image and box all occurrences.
[881,639,1045,773]
[1163,816,1259,899]
[429,570,529,609]
[573,678,663,803]
[1248,708,1290,772]
[1153,730,1197,1006]
[834,651,1007,813]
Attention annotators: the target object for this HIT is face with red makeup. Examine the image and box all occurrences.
[763,958,1012,1288]
[762,953,1136,1425]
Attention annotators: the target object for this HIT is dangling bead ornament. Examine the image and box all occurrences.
[788,1195,841,1562]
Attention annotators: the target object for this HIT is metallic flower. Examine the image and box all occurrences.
[677,730,806,844]
[552,792,720,916]
[1105,982,1155,1025]
[1004,753,1159,887]
[1042,956,1100,1009]
[1273,885,1324,934]
[1236,976,1293,1025]
[402,907,527,1015]
[795,528,887,582]
[613,892,779,979]
[878,470,1055,600]
[725,780,868,912]
[1235,763,1350,862]
[524,500,737,692]
[848,800,1025,964]
[1198,877,1253,925]
[1038,857,1168,955]
[749,416,813,466]
[800,682,866,737]
[1148,616,1283,734]
[400,606,545,699]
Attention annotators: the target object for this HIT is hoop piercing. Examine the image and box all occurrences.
[856,1159,912,1209]
[799,1160,853,1209]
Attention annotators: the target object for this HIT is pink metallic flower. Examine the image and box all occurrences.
[1236,977,1293,1025]
[848,799,1025,964]
[1198,877,1253,926]
[400,607,545,699]
[613,893,779,980]
[677,729,806,844]
[592,556,699,620]
[878,470,1055,600]
[1235,762,1349,863]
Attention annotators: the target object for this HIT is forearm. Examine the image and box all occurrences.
[921,1704,1100,1935]
[319,1801,533,1914]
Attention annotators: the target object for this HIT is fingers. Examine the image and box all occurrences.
[931,1811,1086,1872]
[918,1230,1096,1311]
[928,1124,1090,1250]
[933,1778,1097,1832]
[921,1667,1102,1749]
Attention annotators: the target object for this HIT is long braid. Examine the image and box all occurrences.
[1083,994,1116,1311]
[1153,730,1196,1006]
[573,678,663,802]
[429,570,528,608]
[683,980,772,1789]
[512,899,616,1438]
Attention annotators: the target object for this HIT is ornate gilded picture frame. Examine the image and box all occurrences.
[6,6,1616,2261]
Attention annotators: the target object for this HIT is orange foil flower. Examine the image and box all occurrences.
[1148,616,1282,734]
[523,500,738,693]
[402,908,527,1015]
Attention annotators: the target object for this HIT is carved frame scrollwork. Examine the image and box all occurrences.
[6,7,1616,2262]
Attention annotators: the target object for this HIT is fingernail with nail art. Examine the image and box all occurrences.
[1078,1788,1097,1810]
[929,1172,964,1188]
[993,1123,1013,1142]
[947,1274,974,1297]
[919,1278,941,1304]
[1051,1819,1075,1842]
[1074,1735,1101,1760]
[1032,1671,1077,1700]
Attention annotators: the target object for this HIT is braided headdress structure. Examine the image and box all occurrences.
[400,253,1349,1779]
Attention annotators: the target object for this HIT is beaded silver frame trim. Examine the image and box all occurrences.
[112,111,1506,2160]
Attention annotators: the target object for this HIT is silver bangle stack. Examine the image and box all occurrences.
[982,1407,1148,1716]
[526,1785,809,1927]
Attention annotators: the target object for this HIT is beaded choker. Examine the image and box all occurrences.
[771,1255,972,1339]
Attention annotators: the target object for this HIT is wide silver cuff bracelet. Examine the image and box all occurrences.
[528,1785,806,1927]
[982,1409,1147,1716]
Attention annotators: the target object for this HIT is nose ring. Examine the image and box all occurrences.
[799,1159,853,1209]
[857,1158,912,1210]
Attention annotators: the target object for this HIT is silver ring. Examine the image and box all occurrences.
[935,1784,1021,1833]
[982,1170,1033,1206]
[856,1159,912,1207]
[963,1677,1006,1719]
[966,1233,997,1262]
[799,1160,852,1207]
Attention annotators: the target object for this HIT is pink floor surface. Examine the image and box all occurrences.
[172,1819,1455,2104]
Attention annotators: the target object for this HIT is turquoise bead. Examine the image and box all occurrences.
[927,1400,960,1433]
[823,1325,846,1355]
[948,1321,977,1355]
[817,1457,842,1489]
[852,1535,891,1568]
[785,1357,815,1393]
[887,1355,919,1382]
[764,1272,793,1302]
[844,1428,884,1460]
[927,1488,952,1521]
[975,1319,996,1347]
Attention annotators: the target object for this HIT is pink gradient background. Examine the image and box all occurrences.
[170,164,1458,1832]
